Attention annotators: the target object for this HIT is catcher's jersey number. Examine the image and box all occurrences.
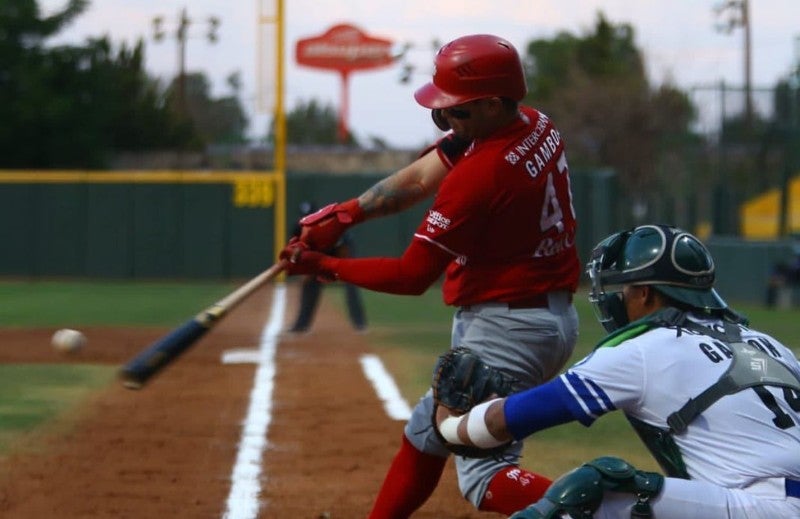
[754,386,800,429]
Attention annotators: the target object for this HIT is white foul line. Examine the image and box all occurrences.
[222,283,286,519]
[221,349,262,364]
[221,289,411,517]
[359,354,412,421]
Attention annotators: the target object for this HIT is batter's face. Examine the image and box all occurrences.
[441,97,505,139]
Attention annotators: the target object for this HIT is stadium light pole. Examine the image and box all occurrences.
[714,0,753,128]
[785,36,800,237]
[152,8,221,115]
[776,36,800,238]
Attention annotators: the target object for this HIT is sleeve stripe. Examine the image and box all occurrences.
[561,373,598,420]
[413,234,461,257]
[562,372,616,421]
[586,377,616,411]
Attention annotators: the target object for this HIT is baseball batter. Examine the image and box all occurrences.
[434,225,800,518]
[281,34,580,517]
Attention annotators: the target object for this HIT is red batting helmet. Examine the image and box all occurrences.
[414,34,528,109]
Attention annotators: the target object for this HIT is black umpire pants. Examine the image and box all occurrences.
[289,276,367,332]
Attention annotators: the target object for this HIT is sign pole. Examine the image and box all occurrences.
[338,71,350,143]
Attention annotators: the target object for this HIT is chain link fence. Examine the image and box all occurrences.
[673,82,800,237]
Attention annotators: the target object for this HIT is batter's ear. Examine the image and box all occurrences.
[483,96,504,113]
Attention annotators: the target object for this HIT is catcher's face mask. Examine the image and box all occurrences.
[587,231,630,333]
[587,224,728,333]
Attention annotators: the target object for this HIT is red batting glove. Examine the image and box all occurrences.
[279,238,336,279]
[279,237,306,264]
[299,198,364,251]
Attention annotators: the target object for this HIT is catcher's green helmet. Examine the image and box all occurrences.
[586,224,728,332]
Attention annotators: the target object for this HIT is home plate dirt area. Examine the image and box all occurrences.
[0,283,496,518]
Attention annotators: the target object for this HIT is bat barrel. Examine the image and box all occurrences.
[119,319,209,389]
[118,261,286,390]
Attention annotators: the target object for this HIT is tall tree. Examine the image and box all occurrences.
[0,0,224,168]
[524,12,697,223]
[0,0,88,166]
[167,71,249,146]
[271,99,359,147]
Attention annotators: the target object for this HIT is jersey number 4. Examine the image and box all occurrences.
[754,386,800,429]
[539,151,575,234]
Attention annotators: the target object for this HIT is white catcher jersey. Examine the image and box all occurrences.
[561,316,800,488]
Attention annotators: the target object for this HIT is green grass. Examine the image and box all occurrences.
[2,281,799,477]
[0,364,113,453]
[0,280,235,456]
[0,280,236,327]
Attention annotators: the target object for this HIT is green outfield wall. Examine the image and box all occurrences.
[2,169,617,280]
[6,168,792,305]
[0,168,642,281]
[0,171,275,279]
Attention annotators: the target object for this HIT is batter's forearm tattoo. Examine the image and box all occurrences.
[358,178,426,217]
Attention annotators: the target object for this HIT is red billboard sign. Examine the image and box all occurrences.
[295,23,396,142]
[295,23,394,73]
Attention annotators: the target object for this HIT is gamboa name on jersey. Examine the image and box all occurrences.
[503,112,562,180]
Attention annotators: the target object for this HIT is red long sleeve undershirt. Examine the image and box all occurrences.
[320,238,453,295]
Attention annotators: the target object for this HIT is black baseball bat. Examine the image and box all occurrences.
[119,261,287,390]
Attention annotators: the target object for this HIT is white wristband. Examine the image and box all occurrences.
[466,398,505,449]
[438,415,466,445]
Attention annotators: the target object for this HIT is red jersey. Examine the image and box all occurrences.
[414,106,580,306]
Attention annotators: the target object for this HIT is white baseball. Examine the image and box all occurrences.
[51,328,87,353]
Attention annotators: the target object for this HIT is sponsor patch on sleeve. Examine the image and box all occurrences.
[425,210,451,233]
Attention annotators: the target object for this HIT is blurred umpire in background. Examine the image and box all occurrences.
[285,201,367,334]
[280,34,580,517]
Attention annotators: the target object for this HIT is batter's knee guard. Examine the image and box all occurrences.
[508,456,664,519]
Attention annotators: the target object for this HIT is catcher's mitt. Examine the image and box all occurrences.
[431,347,517,458]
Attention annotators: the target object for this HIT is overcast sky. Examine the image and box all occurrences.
[41,0,800,149]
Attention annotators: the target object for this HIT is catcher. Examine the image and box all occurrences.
[433,225,800,518]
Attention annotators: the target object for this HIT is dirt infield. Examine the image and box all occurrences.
[0,284,496,518]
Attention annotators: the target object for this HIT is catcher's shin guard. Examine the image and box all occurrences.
[509,456,664,519]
